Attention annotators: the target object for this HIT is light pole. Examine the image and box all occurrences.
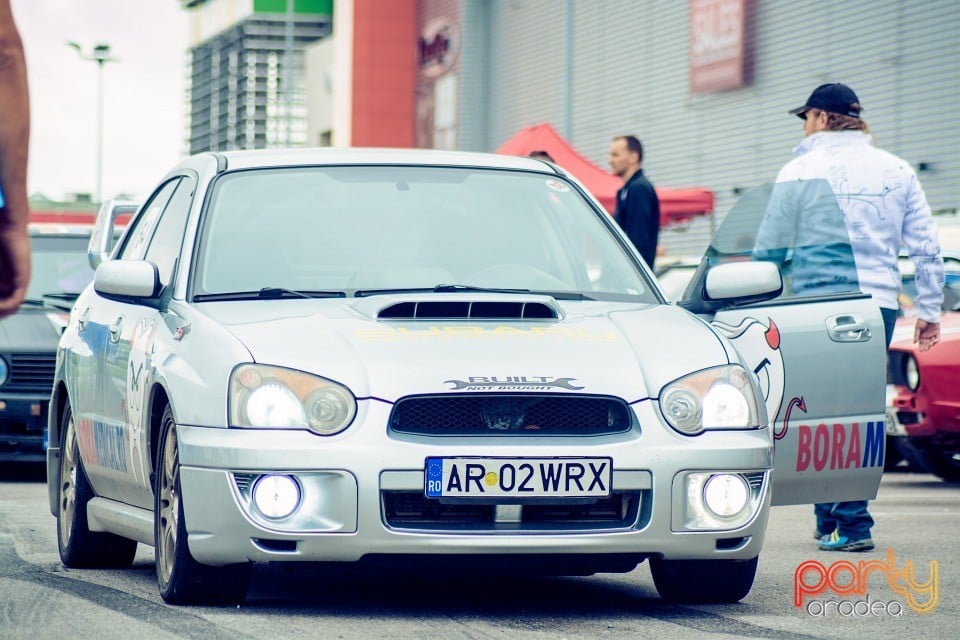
[67,42,117,204]
[284,0,294,146]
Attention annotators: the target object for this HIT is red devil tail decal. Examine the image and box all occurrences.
[775,396,806,440]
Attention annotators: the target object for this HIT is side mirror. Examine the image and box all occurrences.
[94,261,161,300]
[88,199,139,269]
[704,261,782,304]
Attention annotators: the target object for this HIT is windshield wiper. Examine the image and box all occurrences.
[193,288,346,302]
[433,284,532,294]
[435,284,594,300]
[42,291,81,301]
[354,284,532,297]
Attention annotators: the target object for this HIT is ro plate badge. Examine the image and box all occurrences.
[425,457,612,498]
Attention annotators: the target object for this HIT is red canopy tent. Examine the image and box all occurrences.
[496,123,714,226]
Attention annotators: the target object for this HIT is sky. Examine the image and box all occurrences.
[13,0,189,202]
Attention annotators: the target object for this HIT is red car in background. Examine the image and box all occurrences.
[888,245,960,482]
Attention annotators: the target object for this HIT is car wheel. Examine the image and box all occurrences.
[650,556,758,603]
[897,438,932,473]
[155,404,251,605]
[57,403,138,568]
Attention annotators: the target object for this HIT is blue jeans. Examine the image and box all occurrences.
[814,307,896,541]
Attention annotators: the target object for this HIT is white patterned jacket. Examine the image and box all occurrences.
[775,130,944,322]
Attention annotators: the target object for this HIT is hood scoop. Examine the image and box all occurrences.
[377,299,559,320]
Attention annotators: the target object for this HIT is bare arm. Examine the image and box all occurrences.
[0,0,30,317]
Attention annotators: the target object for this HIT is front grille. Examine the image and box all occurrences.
[382,490,644,532]
[233,473,256,494]
[389,394,633,436]
[897,411,920,425]
[744,471,764,491]
[3,353,56,393]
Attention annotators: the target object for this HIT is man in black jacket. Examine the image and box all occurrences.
[609,135,660,266]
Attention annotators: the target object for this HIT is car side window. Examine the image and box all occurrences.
[703,180,861,302]
[118,179,179,261]
[143,176,196,288]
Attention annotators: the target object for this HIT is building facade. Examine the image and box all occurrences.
[323,0,960,257]
[181,1,960,258]
[182,0,332,154]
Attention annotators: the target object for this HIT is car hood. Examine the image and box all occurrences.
[200,297,729,402]
[0,306,65,351]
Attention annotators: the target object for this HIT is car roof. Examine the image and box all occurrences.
[194,147,555,173]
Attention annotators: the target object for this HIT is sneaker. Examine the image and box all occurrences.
[818,531,875,552]
[813,529,832,541]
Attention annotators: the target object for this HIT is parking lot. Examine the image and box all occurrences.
[1,465,956,640]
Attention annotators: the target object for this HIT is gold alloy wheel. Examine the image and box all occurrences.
[58,413,78,550]
[157,420,179,585]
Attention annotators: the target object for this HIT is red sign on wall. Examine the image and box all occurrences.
[689,0,747,94]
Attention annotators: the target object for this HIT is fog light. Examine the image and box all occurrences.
[703,474,749,517]
[252,474,301,519]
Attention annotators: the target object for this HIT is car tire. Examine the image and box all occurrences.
[650,556,758,603]
[154,404,251,605]
[897,438,932,473]
[56,403,138,568]
[908,440,960,483]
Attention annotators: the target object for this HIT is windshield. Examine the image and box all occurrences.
[702,180,861,302]
[193,166,657,302]
[26,235,93,300]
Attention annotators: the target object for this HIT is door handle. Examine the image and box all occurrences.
[108,316,124,343]
[826,314,872,342]
[77,308,89,333]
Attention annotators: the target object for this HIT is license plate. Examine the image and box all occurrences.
[425,457,612,498]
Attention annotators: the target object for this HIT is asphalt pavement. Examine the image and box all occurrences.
[0,464,956,640]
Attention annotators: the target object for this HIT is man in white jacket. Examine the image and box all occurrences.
[776,83,944,551]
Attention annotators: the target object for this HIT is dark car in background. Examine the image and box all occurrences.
[0,203,135,464]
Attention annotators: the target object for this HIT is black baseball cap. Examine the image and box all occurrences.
[788,83,862,119]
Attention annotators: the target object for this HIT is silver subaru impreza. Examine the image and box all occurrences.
[46,148,886,605]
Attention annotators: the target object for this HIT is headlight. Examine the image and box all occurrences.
[0,356,8,386]
[660,365,760,435]
[904,355,920,391]
[246,383,306,427]
[229,364,357,435]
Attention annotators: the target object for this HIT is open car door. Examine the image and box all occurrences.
[681,181,886,505]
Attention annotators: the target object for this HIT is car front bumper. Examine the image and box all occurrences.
[892,387,960,438]
[0,393,49,463]
[175,399,773,567]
